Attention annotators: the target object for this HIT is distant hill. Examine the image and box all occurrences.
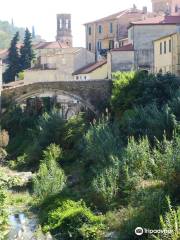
[0,20,42,49]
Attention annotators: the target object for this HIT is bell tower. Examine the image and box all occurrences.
[56,14,73,47]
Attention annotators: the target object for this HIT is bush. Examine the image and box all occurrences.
[91,162,119,207]
[119,104,177,142]
[42,199,105,240]
[33,144,66,200]
[0,189,8,239]
[111,71,180,117]
[154,197,180,240]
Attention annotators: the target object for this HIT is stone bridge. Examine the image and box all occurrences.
[2,80,112,114]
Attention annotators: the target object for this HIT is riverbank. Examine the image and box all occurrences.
[0,166,52,240]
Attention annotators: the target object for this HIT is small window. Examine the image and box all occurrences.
[110,23,113,33]
[76,76,79,80]
[169,39,172,52]
[175,5,178,12]
[97,41,102,50]
[59,19,62,29]
[160,42,162,55]
[66,19,69,29]
[84,76,87,80]
[98,25,102,34]
[88,43,92,51]
[109,40,114,49]
[88,26,91,35]
[164,41,166,54]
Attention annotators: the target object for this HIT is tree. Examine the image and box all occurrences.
[20,28,34,70]
[3,32,20,83]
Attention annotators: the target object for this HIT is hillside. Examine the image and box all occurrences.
[0,20,26,49]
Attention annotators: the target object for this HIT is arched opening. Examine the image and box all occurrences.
[14,89,97,119]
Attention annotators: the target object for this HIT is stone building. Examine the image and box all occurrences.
[56,14,73,47]
[107,44,134,78]
[152,0,180,15]
[154,32,180,75]
[128,15,180,71]
[84,6,150,56]
[24,47,95,82]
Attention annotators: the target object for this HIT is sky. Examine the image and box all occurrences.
[0,0,152,47]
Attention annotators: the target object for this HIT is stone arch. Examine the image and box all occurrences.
[14,88,98,115]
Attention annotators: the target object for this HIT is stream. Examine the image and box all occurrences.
[8,208,53,240]
[2,168,54,240]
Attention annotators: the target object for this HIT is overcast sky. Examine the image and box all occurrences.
[0,0,152,47]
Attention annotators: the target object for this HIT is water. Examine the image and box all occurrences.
[8,212,38,239]
[8,211,53,240]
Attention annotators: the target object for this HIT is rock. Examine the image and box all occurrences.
[105,231,119,239]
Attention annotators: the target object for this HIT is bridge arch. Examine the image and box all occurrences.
[13,88,97,114]
[2,80,112,115]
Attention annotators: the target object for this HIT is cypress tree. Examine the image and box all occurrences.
[20,28,34,70]
[3,31,20,83]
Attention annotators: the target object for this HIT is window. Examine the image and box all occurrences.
[164,41,166,54]
[169,39,172,52]
[84,76,87,80]
[76,76,79,80]
[59,19,62,29]
[97,41,102,50]
[88,26,91,35]
[98,25,102,34]
[160,42,162,54]
[109,40,114,49]
[175,5,178,12]
[88,43,92,51]
[110,22,113,33]
[66,19,69,29]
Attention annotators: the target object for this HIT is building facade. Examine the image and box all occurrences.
[73,60,107,80]
[152,0,180,15]
[154,32,180,75]
[107,44,134,78]
[56,14,73,47]
[128,15,180,71]
[84,7,150,55]
[24,47,95,82]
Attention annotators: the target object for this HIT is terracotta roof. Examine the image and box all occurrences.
[35,41,69,49]
[84,8,144,24]
[73,60,107,75]
[111,43,134,51]
[129,15,180,27]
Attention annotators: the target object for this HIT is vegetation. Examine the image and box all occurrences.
[3,29,34,83]
[1,71,180,239]
[20,28,34,70]
[0,20,25,49]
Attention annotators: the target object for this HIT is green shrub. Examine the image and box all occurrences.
[120,104,177,142]
[0,189,8,239]
[42,199,105,240]
[153,197,180,240]
[8,153,28,170]
[91,162,119,206]
[33,144,66,200]
[18,71,24,80]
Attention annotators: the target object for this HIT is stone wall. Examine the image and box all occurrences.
[108,50,134,74]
